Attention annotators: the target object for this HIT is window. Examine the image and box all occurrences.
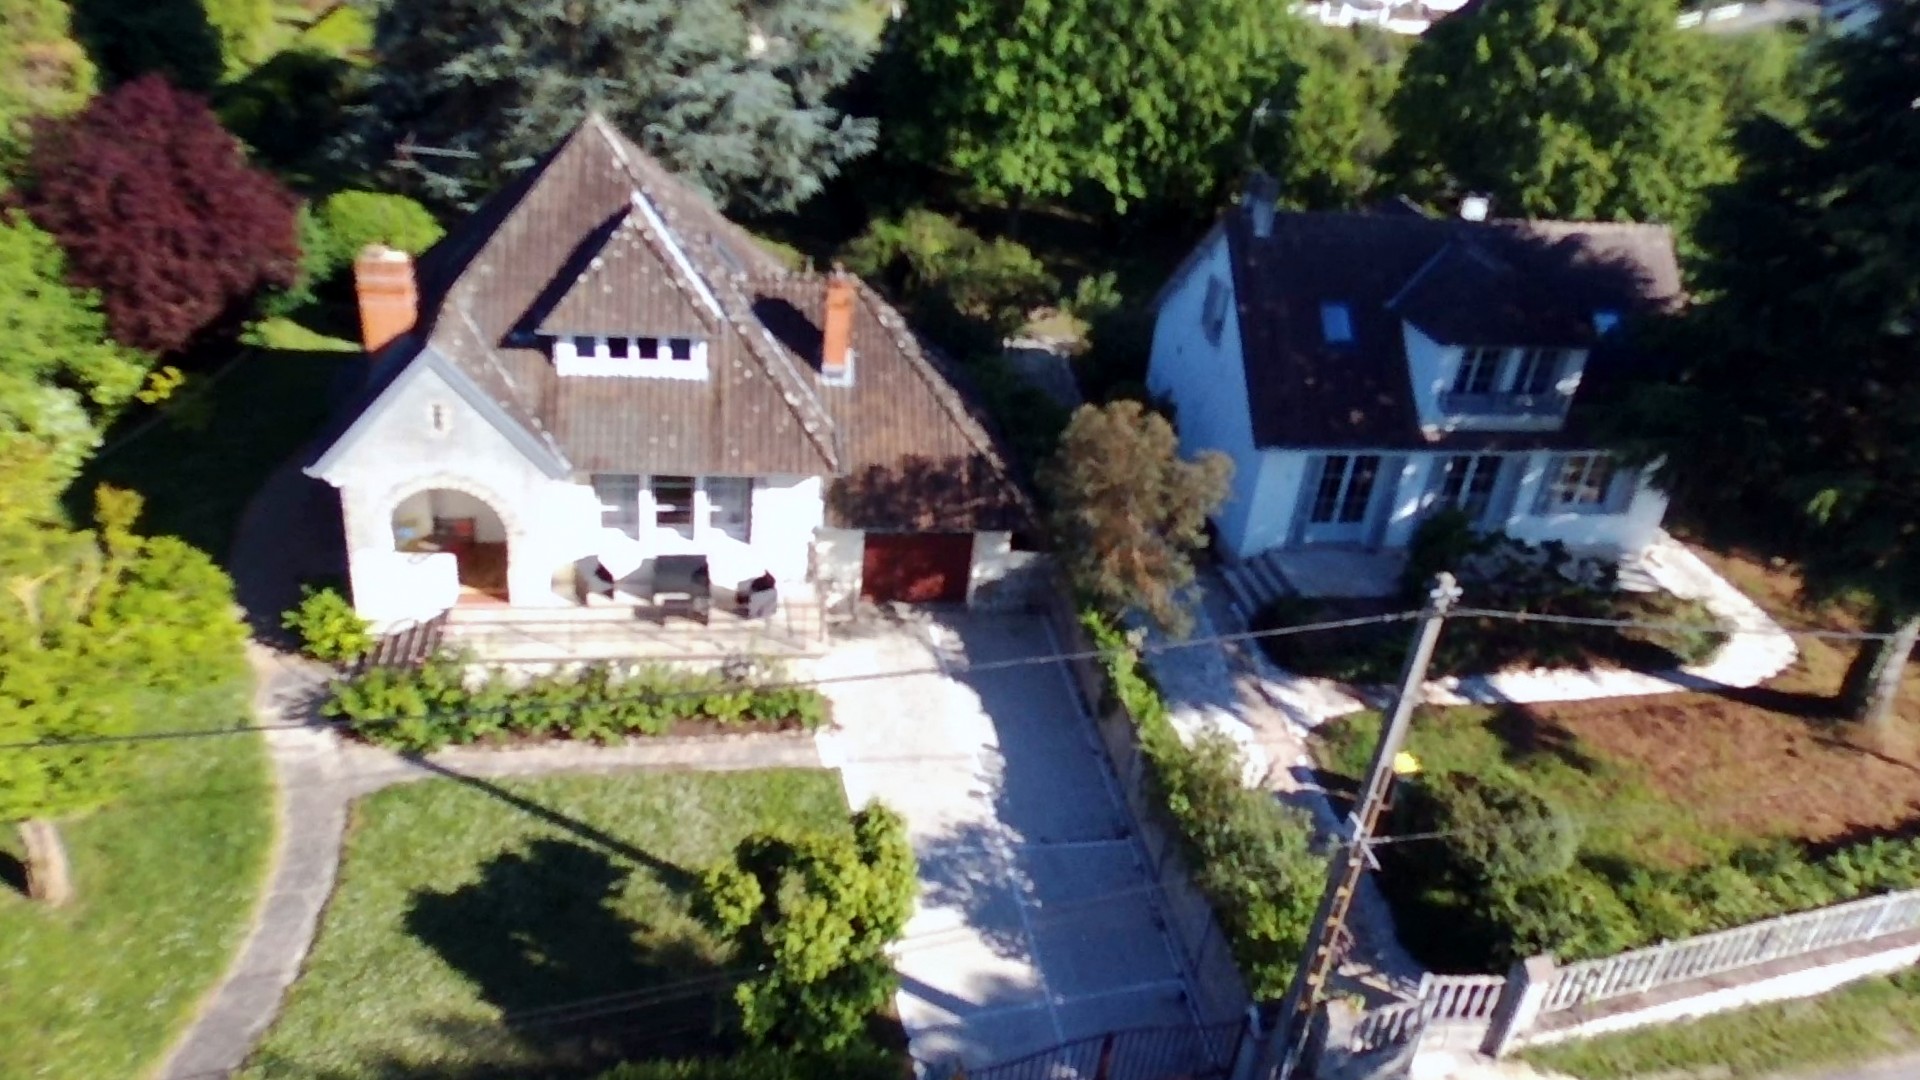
[608,337,631,360]
[1452,347,1505,395]
[1309,454,1381,524]
[651,475,696,537]
[1202,276,1228,345]
[1543,453,1619,512]
[1434,454,1503,521]
[574,335,597,358]
[428,402,451,435]
[1512,348,1563,396]
[1320,302,1354,344]
[636,337,661,360]
[705,477,753,542]
[669,338,694,361]
[592,474,642,539]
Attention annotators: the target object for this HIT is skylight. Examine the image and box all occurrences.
[1593,310,1622,335]
[1321,302,1354,344]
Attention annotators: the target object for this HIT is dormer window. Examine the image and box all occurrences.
[1452,347,1505,395]
[553,335,709,379]
[1320,302,1354,345]
[1512,347,1563,396]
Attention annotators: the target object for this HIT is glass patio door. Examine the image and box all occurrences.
[1301,454,1382,544]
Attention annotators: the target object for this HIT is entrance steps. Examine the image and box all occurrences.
[1220,551,1295,623]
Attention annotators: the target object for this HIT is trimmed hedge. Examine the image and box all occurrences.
[324,655,829,752]
[1081,609,1324,996]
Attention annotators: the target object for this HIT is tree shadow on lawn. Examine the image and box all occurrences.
[404,838,727,1076]
[0,849,26,897]
[1486,704,1605,774]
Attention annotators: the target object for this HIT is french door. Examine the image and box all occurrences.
[1301,454,1383,544]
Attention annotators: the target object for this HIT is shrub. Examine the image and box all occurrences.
[1495,865,1644,964]
[312,191,444,279]
[281,585,373,664]
[698,804,915,1053]
[1082,606,1325,996]
[323,655,829,751]
[840,210,1057,353]
[1412,772,1583,890]
[965,355,1072,475]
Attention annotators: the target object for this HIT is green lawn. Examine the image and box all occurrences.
[77,339,353,562]
[242,769,853,1080]
[0,678,272,1080]
[1521,970,1920,1078]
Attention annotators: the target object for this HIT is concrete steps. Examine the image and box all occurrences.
[1220,550,1296,623]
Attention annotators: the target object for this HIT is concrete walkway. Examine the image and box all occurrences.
[816,612,1204,1069]
[155,646,820,1080]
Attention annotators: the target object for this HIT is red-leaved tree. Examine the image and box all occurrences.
[21,75,298,355]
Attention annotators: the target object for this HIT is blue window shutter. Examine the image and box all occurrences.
[1533,456,1562,515]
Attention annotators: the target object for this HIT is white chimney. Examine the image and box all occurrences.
[1243,171,1280,239]
[1459,195,1491,222]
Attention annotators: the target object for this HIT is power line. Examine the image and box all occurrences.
[2,598,1901,756]
[0,611,1421,752]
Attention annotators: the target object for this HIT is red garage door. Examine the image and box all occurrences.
[862,533,974,603]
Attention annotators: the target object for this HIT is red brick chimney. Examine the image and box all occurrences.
[353,244,418,355]
[821,265,855,380]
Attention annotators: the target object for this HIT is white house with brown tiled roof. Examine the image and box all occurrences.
[1148,184,1679,600]
[306,116,1029,628]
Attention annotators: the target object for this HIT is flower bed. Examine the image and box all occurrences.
[1258,517,1727,684]
[324,655,830,752]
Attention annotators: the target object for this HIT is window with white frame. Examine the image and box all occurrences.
[1541,453,1621,512]
[1309,454,1381,524]
[1511,347,1563,396]
[591,475,754,542]
[1451,346,1506,395]
[1433,454,1503,521]
[591,474,642,539]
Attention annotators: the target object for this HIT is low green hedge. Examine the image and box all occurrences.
[1080,609,1325,996]
[324,655,830,752]
[1381,765,1920,971]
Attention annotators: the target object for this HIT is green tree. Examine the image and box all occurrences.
[1040,400,1231,635]
[1256,25,1407,210]
[886,0,1305,214]
[341,0,878,212]
[0,0,95,161]
[1387,0,1733,224]
[1699,26,1811,133]
[0,211,154,490]
[1614,3,1920,729]
[698,804,915,1053]
[0,486,246,904]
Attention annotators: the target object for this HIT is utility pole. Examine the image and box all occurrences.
[1265,572,1461,1080]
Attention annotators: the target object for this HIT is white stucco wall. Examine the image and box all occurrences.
[749,475,824,588]
[968,531,1051,611]
[1405,323,1451,431]
[1148,229,1269,557]
[315,364,601,619]
[811,527,865,613]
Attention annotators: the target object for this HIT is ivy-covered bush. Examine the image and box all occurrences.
[1260,512,1729,682]
[324,654,829,751]
[281,584,373,664]
[1081,608,1325,995]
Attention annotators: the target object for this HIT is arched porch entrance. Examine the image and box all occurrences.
[391,488,510,602]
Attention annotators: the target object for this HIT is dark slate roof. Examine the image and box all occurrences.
[314,115,1027,531]
[1213,206,1681,451]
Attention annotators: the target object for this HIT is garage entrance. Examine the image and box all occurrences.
[862,533,973,603]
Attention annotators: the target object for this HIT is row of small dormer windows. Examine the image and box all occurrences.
[552,336,710,380]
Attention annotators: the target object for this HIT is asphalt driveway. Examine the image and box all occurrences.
[815,611,1198,1069]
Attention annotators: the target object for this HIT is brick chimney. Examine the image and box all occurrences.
[821,265,855,382]
[353,244,418,354]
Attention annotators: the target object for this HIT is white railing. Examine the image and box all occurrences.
[1349,1000,1427,1054]
[1541,889,1920,1014]
[1419,973,1508,1023]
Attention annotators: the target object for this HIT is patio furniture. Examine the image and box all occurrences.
[737,572,778,619]
[651,554,711,625]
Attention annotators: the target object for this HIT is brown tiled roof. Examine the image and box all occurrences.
[334,114,1025,530]
[1217,207,1681,451]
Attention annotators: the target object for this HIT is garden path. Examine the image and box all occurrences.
[154,645,821,1080]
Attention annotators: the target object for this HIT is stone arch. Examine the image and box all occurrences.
[378,473,526,603]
